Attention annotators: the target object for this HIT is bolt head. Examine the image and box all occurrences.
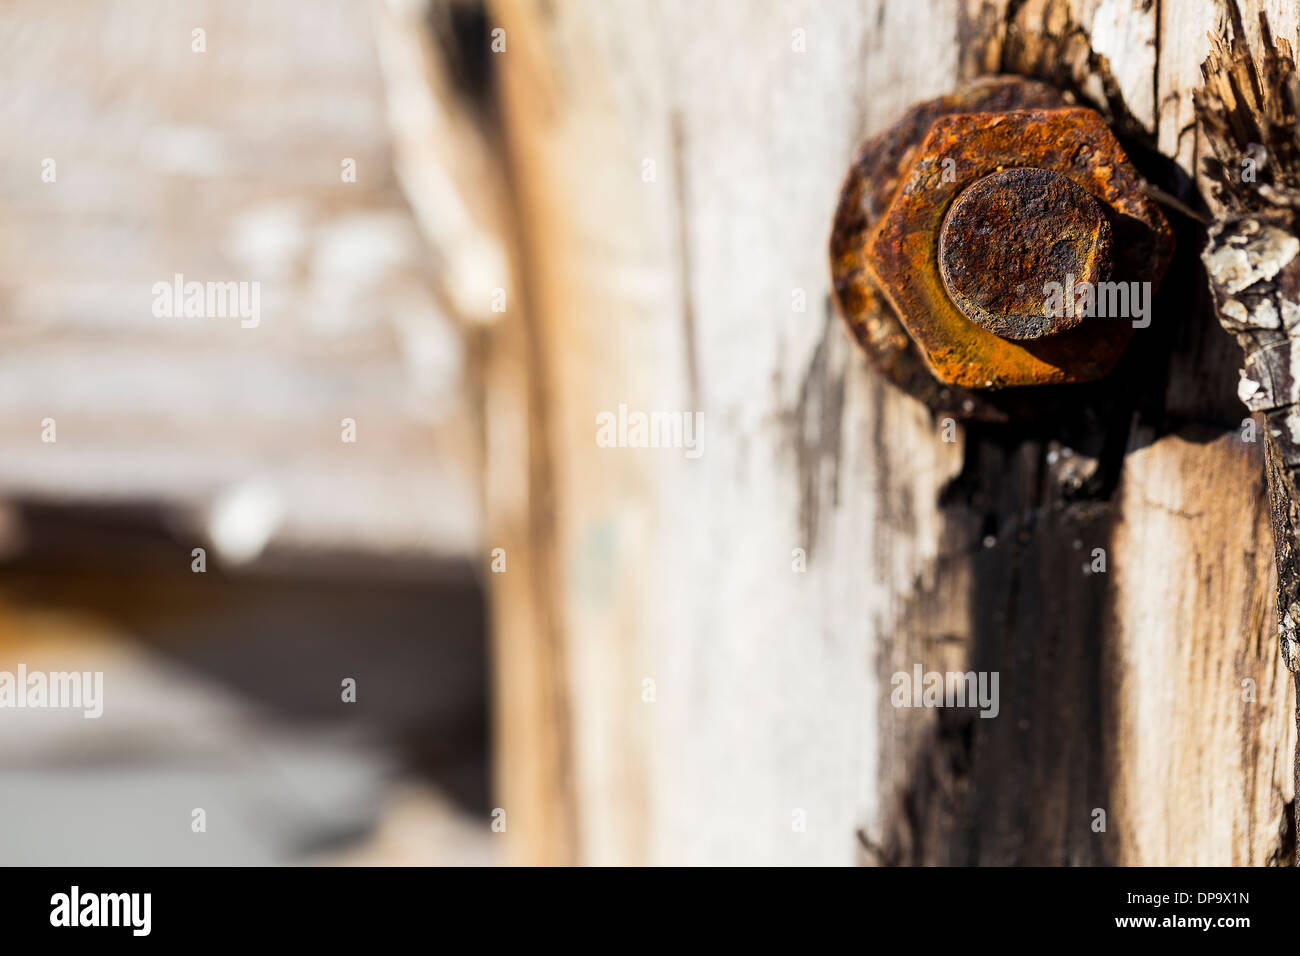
[938,167,1112,341]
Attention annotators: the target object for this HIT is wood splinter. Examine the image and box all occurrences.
[1197,5,1300,673]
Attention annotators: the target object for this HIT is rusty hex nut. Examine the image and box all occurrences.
[864,106,1172,388]
[831,80,1174,398]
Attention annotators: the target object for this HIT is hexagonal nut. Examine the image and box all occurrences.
[864,106,1173,389]
[830,77,1070,420]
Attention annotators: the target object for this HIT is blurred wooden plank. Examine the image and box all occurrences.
[0,0,477,560]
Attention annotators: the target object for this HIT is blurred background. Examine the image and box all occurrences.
[0,0,494,864]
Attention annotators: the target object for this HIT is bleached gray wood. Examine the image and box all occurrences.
[415,0,1298,864]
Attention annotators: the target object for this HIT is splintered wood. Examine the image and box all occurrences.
[1197,6,1300,672]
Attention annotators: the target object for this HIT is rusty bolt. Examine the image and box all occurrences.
[830,78,1174,406]
[938,167,1112,341]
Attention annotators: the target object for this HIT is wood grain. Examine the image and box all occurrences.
[420,0,1299,864]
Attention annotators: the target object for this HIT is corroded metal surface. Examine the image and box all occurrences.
[830,78,1174,410]
[938,167,1111,341]
[866,107,1173,389]
[829,77,1067,420]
